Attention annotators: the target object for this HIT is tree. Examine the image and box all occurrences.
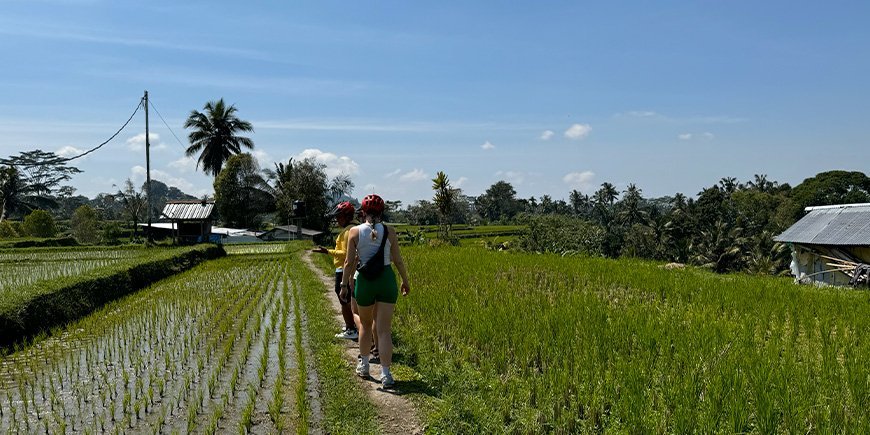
[0,166,20,222]
[144,179,197,220]
[432,171,457,240]
[569,189,591,216]
[71,205,100,244]
[328,174,355,206]
[476,181,520,222]
[214,153,275,228]
[22,210,57,238]
[0,149,82,220]
[270,158,331,230]
[791,170,870,216]
[406,200,439,225]
[618,183,647,226]
[184,99,254,177]
[116,179,147,239]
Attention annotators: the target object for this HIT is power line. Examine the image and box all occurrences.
[2,98,144,166]
[148,99,187,150]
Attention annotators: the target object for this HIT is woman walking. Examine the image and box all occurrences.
[340,194,411,388]
[311,201,358,340]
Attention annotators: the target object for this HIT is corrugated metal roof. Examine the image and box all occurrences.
[775,204,870,245]
[161,201,215,220]
[271,225,324,237]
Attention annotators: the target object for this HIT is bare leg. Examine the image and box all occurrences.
[357,304,376,359]
[351,297,361,331]
[372,303,379,352]
[341,302,355,330]
[374,302,396,368]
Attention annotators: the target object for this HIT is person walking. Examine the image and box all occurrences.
[312,201,358,340]
[340,194,411,388]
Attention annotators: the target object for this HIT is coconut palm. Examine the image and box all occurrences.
[184,99,254,178]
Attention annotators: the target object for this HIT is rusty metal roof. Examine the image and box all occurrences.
[161,201,215,221]
[775,203,870,245]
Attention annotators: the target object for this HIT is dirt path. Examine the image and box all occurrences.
[302,252,424,435]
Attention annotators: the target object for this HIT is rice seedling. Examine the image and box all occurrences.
[0,252,300,433]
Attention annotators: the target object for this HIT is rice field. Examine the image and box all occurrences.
[0,247,162,293]
[394,246,870,433]
[0,255,308,433]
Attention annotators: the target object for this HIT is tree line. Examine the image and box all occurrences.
[396,171,870,275]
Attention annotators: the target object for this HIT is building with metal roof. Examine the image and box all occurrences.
[144,200,216,244]
[258,225,324,241]
[775,203,870,287]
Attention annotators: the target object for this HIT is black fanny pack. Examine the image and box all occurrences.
[357,225,389,280]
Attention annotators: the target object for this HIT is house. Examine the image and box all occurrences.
[775,203,870,287]
[258,225,323,241]
[141,200,216,244]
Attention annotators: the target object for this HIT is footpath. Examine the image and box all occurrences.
[302,252,424,435]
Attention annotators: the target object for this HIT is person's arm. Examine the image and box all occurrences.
[327,231,346,257]
[388,226,411,296]
[340,227,359,299]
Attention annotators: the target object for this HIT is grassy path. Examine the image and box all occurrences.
[301,250,423,435]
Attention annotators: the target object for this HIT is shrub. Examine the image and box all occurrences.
[0,220,19,238]
[517,214,605,256]
[23,210,57,238]
[71,205,100,244]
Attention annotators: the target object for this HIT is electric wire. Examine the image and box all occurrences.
[2,97,144,166]
[148,99,187,150]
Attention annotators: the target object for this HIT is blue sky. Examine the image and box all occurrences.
[1,0,868,205]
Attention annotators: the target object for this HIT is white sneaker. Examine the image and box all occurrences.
[334,328,359,340]
[381,372,395,389]
[355,359,369,378]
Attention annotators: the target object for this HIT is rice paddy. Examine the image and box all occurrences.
[4,239,870,433]
[0,254,307,433]
[394,246,870,433]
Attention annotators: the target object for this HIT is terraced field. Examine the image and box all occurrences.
[0,253,309,433]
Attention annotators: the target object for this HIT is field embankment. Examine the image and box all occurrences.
[0,244,224,347]
[394,246,870,433]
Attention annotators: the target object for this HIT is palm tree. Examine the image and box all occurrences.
[432,171,456,240]
[618,183,647,226]
[184,99,254,177]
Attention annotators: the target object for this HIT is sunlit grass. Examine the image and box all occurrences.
[395,246,870,433]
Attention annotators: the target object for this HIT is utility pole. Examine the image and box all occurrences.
[144,90,153,242]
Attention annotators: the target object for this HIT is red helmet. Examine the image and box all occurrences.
[361,194,385,215]
[329,201,355,219]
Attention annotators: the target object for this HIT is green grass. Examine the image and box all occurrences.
[289,243,380,434]
[391,245,870,433]
[0,245,196,314]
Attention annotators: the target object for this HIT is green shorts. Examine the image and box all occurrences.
[354,267,398,306]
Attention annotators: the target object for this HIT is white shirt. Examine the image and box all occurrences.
[355,222,391,267]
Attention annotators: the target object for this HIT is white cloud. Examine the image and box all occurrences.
[563,171,596,191]
[293,148,360,178]
[252,150,273,167]
[624,111,658,118]
[678,132,715,141]
[481,141,496,150]
[564,123,591,140]
[384,168,402,179]
[455,176,468,187]
[364,183,377,193]
[168,156,198,173]
[398,169,428,182]
[126,132,166,151]
[56,145,85,158]
[495,170,526,185]
[540,130,554,140]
